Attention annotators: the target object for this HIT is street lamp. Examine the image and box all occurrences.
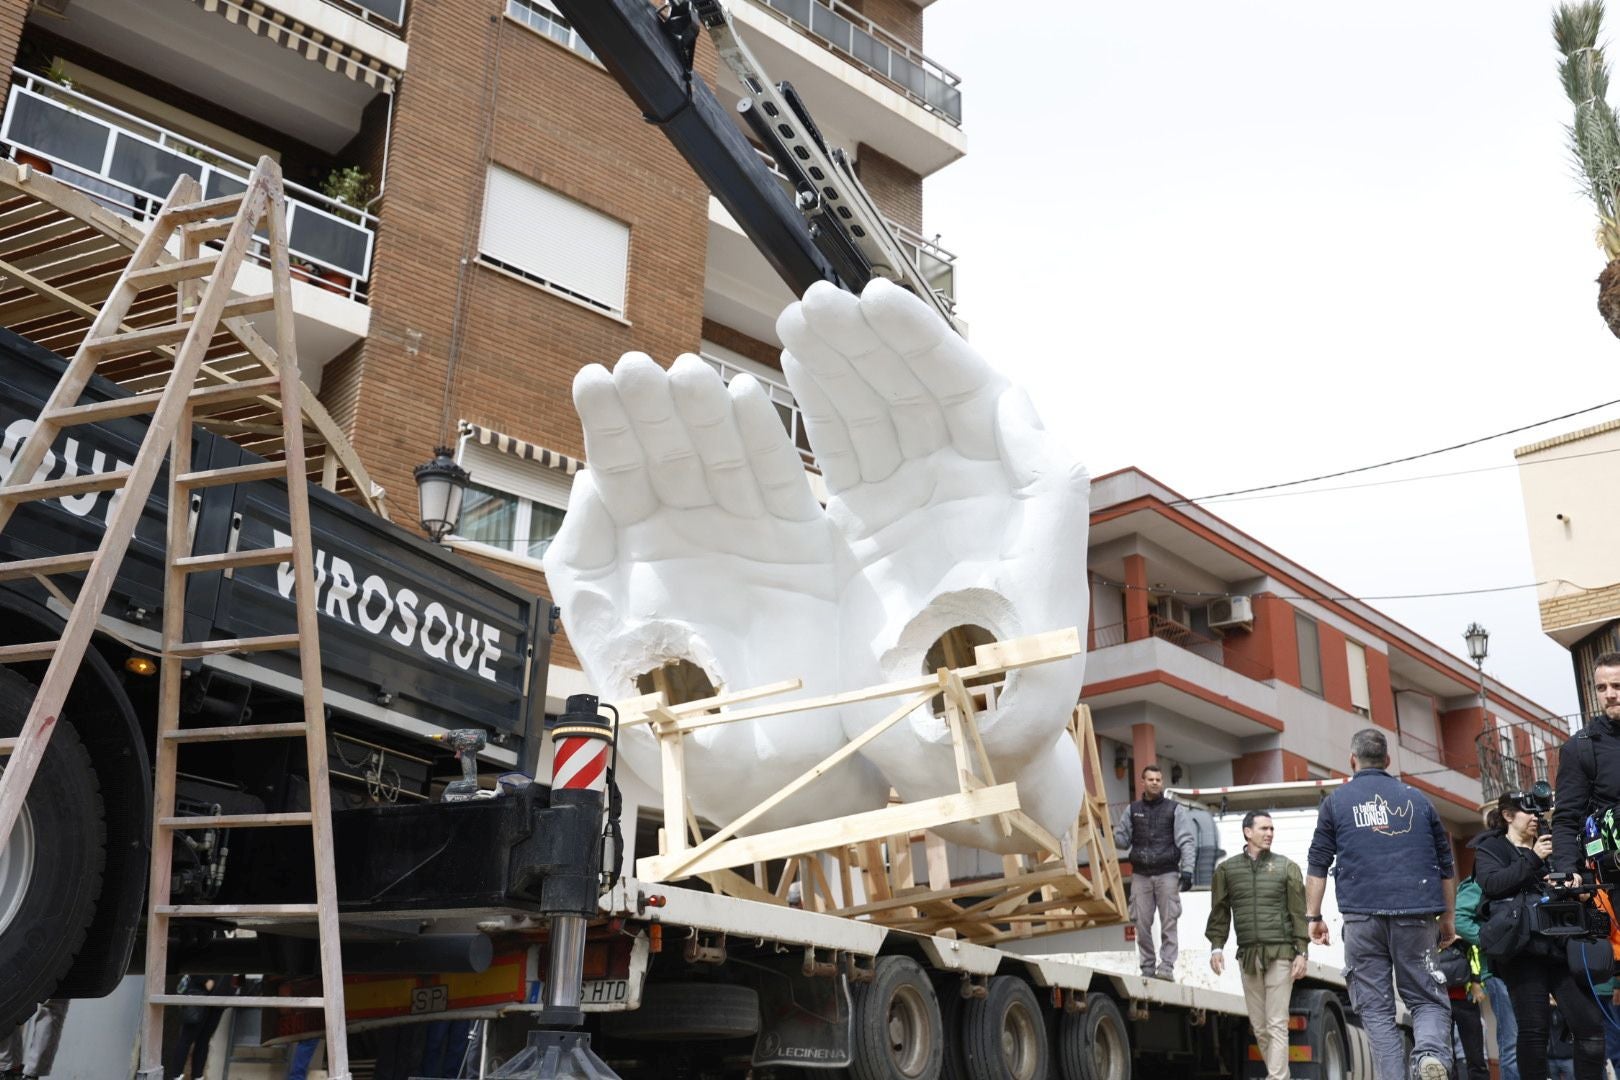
[1464,622,1490,718]
[414,447,469,543]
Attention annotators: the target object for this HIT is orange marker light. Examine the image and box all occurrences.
[125,655,157,676]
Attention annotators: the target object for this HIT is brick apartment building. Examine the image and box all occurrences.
[1085,468,1570,873]
[0,0,964,709]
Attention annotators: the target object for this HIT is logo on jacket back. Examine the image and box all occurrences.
[1351,794,1413,835]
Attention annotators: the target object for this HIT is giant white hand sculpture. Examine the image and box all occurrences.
[544,280,1091,852]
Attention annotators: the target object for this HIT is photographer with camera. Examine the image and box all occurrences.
[1552,653,1620,883]
[1475,789,1607,1080]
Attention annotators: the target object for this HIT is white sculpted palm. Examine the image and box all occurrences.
[543,280,1091,850]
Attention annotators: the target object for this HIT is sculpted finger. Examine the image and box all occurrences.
[779,355,858,495]
[797,282,947,460]
[669,354,765,518]
[542,469,617,576]
[613,353,711,510]
[573,363,657,524]
[731,372,822,521]
[779,288,903,482]
[994,386,1088,494]
[859,278,1002,460]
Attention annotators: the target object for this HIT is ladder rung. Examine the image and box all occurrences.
[164,721,308,743]
[177,461,289,490]
[127,255,219,290]
[170,634,300,658]
[0,551,97,582]
[45,393,163,426]
[0,642,58,664]
[174,546,293,573]
[160,193,247,224]
[159,811,313,829]
[155,903,318,918]
[221,293,275,318]
[188,376,282,411]
[150,995,324,1010]
[182,218,237,244]
[0,737,16,755]
[83,320,195,355]
[0,467,131,504]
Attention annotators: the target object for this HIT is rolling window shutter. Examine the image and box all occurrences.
[1346,641,1371,712]
[480,165,629,315]
[458,439,574,509]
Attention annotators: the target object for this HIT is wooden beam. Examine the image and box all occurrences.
[637,783,1022,881]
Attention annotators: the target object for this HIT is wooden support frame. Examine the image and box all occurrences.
[626,627,1128,943]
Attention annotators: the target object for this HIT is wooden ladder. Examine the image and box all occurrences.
[0,158,349,1080]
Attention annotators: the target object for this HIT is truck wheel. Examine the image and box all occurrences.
[1347,1022,1373,1080]
[850,957,943,1080]
[0,669,106,1033]
[939,980,970,1080]
[1057,994,1130,1080]
[1292,989,1350,1080]
[963,976,1048,1080]
[598,981,759,1041]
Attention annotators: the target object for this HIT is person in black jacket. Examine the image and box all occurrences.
[1475,791,1607,1080]
[1551,652,1620,880]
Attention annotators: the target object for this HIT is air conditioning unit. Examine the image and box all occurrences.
[1208,594,1255,633]
[1157,596,1191,628]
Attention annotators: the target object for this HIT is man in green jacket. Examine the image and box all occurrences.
[1207,810,1310,1080]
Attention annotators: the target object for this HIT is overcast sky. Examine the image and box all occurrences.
[922,1,1615,722]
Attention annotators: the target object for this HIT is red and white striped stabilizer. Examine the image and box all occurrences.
[549,722,612,793]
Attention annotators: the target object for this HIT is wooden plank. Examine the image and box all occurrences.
[158,811,313,829]
[45,393,163,426]
[163,722,308,743]
[0,737,15,756]
[655,691,935,880]
[83,319,196,355]
[156,903,318,917]
[188,375,281,410]
[0,552,97,582]
[175,460,288,490]
[160,193,246,224]
[924,832,952,892]
[150,995,323,1010]
[173,545,293,573]
[0,642,58,663]
[126,255,218,290]
[971,628,1082,671]
[616,678,805,729]
[653,704,688,857]
[637,784,1023,881]
[169,633,299,657]
[221,293,275,319]
[1,466,131,503]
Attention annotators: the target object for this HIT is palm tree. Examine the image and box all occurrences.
[1555,1,1620,337]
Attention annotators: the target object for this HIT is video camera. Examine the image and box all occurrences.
[1504,781,1553,838]
[1531,873,1612,938]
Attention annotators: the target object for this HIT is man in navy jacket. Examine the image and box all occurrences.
[1306,728,1457,1080]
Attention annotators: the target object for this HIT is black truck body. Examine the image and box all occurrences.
[0,326,563,999]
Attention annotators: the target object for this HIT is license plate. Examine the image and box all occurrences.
[580,979,632,1007]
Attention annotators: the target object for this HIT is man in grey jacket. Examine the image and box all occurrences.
[1114,762,1196,980]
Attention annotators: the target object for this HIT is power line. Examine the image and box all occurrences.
[1171,398,1620,505]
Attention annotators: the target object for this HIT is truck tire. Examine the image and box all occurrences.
[850,957,943,1080]
[939,980,970,1080]
[1347,1022,1373,1080]
[1057,994,1131,1080]
[598,981,759,1041]
[1291,989,1350,1080]
[962,976,1047,1080]
[0,669,106,1033]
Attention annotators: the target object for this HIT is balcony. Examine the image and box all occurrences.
[754,0,962,127]
[1084,619,1281,741]
[322,0,409,36]
[1091,616,1273,683]
[2,72,375,303]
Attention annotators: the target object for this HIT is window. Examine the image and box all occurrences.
[1295,613,1323,696]
[479,165,629,318]
[1346,640,1371,718]
[507,0,597,62]
[452,438,572,562]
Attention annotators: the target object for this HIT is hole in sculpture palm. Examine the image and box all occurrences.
[544,282,1090,851]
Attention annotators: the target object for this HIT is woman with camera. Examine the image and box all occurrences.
[1475,790,1607,1080]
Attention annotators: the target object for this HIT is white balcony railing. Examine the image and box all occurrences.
[1,71,377,302]
[700,353,815,468]
[325,0,407,32]
[754,0,962,126]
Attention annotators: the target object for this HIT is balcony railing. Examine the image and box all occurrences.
[322,0,407,33]
[754,0,962,127]
[2,71,376,302]
[1090,618,1274,683]
[1397,730,1478,778]
[699,353,815,467]
[1475,723,1554,804]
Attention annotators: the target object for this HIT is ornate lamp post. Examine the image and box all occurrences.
[414,447,470,543]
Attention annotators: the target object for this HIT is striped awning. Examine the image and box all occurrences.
[193,0,402,91]
[459,422,582,476]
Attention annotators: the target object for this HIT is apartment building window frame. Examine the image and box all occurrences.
[449,433,573,567]
[1345,638,1372,719]
[1295,612,1323,697]
[478,165,631,322]
[505,0,599,64]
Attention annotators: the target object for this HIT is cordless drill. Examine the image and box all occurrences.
[431,728,487,802]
